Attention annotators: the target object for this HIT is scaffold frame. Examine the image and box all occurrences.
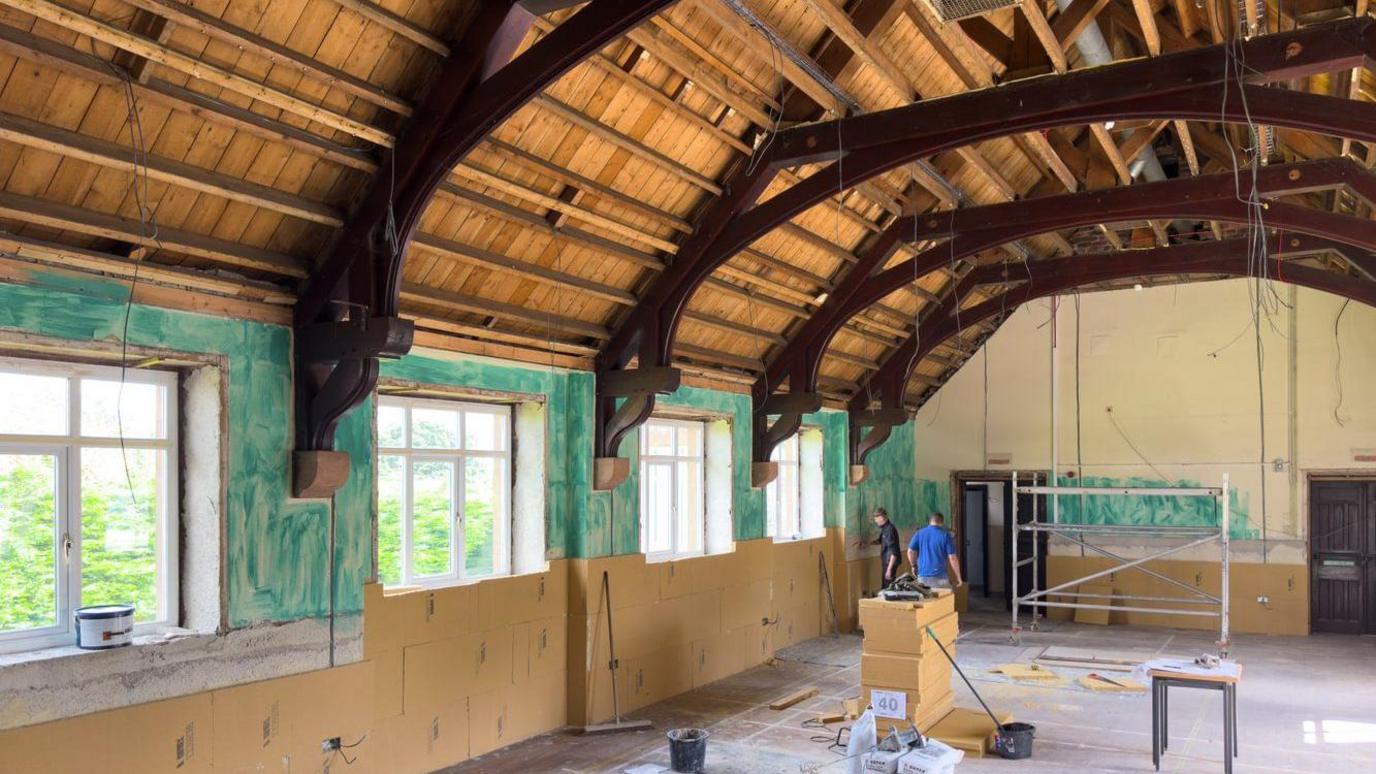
[1010,473,1231,656]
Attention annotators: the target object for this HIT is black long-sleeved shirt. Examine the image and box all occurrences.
[877,521,901,573]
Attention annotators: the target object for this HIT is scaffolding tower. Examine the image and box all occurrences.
[1010,473,1231,656]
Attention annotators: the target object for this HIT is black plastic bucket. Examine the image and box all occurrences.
[667,728,709,773]
[996,722,1036,760]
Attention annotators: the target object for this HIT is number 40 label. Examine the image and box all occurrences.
[871,689,907,719]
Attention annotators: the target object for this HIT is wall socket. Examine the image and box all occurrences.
[321,737,342,753]
[1257,595,1270,605]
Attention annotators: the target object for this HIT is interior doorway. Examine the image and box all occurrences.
[1310,479,1376,634]
[950,471,1047,610]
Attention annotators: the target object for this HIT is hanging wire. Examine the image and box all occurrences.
[106,59,163,521]
[1332,298,1351,426]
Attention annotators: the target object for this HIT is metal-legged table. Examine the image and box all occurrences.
[1150,667,1241,773]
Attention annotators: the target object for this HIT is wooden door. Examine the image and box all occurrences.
[1310,481,1376,634]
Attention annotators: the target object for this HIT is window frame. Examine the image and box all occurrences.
[376,395,514,588]
[766,427,825,542]
[0,356,180,654]
[638,417,707,562]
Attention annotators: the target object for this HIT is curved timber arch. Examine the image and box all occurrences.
[594,18,1376,484]
[751,160,1376,471]
[288,0,674,489]
[843,236,1376,478]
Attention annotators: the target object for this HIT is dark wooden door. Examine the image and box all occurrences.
[1310,481,1376,634]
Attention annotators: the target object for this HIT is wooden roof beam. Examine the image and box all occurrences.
[0,109,344,227]
[332,0,451,57]
[0,0,394,146]
[0,190,307,277]
[0,21,377,173]
[121,0,413,115]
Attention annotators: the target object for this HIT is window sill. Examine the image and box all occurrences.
[378,562,551,594]
[0,627,202,669]
[643,551,706,565]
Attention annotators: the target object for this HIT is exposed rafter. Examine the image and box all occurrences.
[593,17,1376,488]
[286,0,673,494]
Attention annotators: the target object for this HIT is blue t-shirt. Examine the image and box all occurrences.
[909,524,957,578]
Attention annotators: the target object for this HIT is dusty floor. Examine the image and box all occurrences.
[446,601,1376,773]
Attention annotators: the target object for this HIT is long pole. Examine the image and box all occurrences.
[926,625,1005,733]
[1011,472,1020,640]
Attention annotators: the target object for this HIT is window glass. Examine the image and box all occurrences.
[377,405,405,448]
[639,419,705,560]
[0,372,66,435]
[464,411,506,452]
[80,447,161,622]
[80,379,163,439]
[0,358,178,652]
[0,453,60,632]
[411,460,455,578]
[464,456,502,577]
[375,396,513,587]
[412,407,460,449]
[376,454,404,586]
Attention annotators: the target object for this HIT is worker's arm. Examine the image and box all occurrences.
[906,548,918,573]
[885,552,898,579]
[947,553,963,587]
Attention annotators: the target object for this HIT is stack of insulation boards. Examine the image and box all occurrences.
[858,591,957,730]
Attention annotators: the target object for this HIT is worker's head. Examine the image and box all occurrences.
[872,508,889,525]
[929,512,945,526]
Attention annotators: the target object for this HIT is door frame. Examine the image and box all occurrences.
[1306,471,1376,634]
[960,483,990,595]
[950,470,1051,609]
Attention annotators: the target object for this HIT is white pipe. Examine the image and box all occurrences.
[1053,0,1166,184]
[1050,298,1059,524]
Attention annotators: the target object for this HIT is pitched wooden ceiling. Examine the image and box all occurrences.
[0,0,1369,410]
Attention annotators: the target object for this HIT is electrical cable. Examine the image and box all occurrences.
[106,58,163,559]
[1332,298,1351,427]
[1104,407,1172,484]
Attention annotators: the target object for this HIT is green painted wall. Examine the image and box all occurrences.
[0,271,371,627]
[1054,475,1255,538]
[847,421,924,537]
[0,268,926,627]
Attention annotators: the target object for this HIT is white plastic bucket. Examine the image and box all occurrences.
[75,604,135,649]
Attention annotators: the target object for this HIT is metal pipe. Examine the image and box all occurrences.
[1016,485,1222,497]
[1022,601,1221,617]
[1053,529,1224,603]
[1033,534,1220,598]
[1043,592,1218,605]
[1052,0,1172,188]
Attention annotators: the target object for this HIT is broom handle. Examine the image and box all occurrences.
[603,570,623,723]
[925,624,1005,733]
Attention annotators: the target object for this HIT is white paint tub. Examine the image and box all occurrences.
[75,604,135,649]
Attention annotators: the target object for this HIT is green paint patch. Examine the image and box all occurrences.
[1055,475,1255,538]
[0,279,370,626]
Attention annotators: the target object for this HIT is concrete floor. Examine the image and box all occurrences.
[447,601,1376,773]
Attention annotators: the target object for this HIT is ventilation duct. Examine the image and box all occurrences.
[917,0,1020,23]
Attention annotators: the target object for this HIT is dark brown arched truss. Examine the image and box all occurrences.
[843,234,1376,481]
[751,159,1376,482]
[592,17,1376,487]
[287,0,672,493]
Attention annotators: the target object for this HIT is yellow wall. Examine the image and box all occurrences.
[914,279,1376,634]
[0,533,856,772]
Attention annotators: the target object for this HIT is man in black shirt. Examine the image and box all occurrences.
[868,508,903,587]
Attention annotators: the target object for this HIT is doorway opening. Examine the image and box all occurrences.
[1310,479,1376,634]
[950,471,1048,611]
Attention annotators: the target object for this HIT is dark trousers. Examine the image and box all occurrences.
[880,554,900,587]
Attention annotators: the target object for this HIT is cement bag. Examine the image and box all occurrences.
[846,709,878,774]
[896,739,965,774]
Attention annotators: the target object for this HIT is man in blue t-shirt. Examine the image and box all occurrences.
[906,512,963,589]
